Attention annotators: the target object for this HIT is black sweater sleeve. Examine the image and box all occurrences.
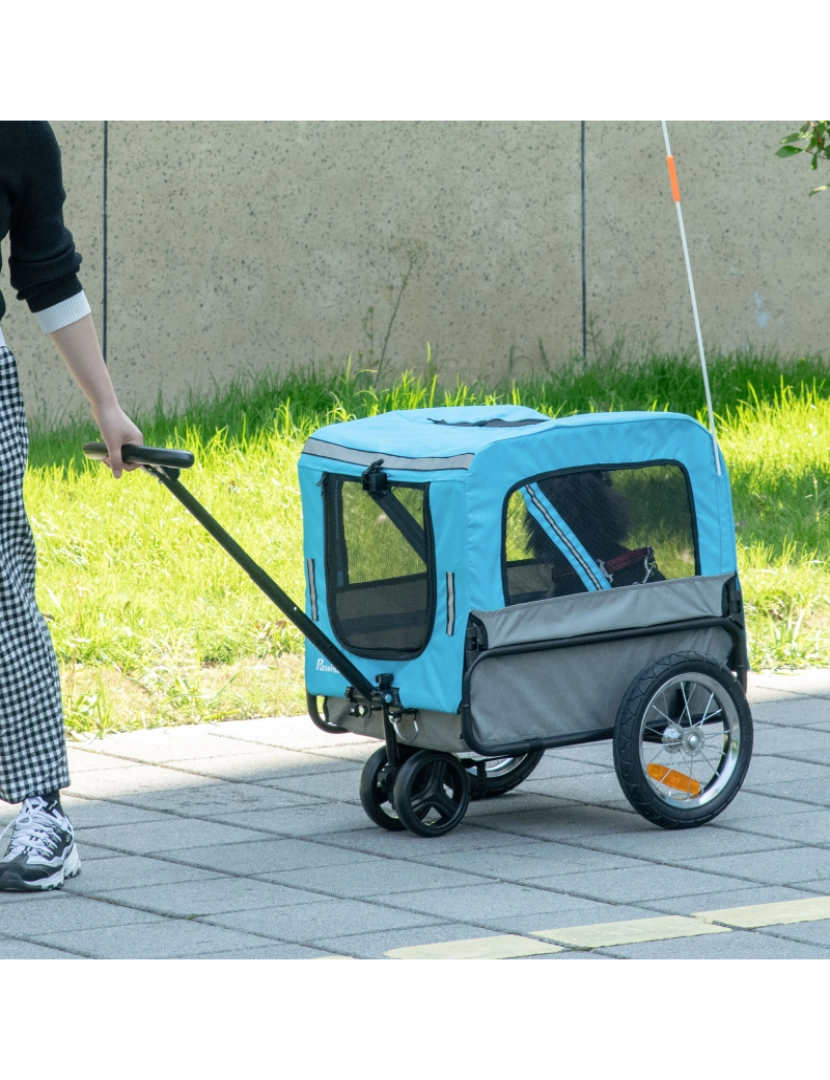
[7,122,84,313]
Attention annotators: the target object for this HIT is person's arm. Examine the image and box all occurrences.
[49,314,142,479]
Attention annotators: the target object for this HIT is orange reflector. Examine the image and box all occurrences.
[666,155,681,202]
[647,763,701,796]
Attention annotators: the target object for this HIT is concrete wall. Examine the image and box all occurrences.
[2,121,828,421]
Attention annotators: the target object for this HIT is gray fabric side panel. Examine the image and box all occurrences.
[475,573,733,649]
[468,627,733,748]
[325,697,469,753]
[303,438,474,471]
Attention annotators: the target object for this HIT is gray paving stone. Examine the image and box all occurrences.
[746,685,805,706]
[214,715,374,750]
[194,942,335,959]
[108,780,319,817]
[166,837,381,875]
[408,840,648,881]
[313,922,494,959]
[88,876,327,917]
[746,777,830,807]
[64,855,222,892]
[489,902,659,936]
[602,929,829,959]
[63,797,170,830]
[459,792,565,821]
[750,671,830,700]
[32,918,276,959]
[265,769,367,803]
[552,744,616,768]
[66,750,141,773]
[260,859,485,898]
[292,743,383,765]
[579,824,791,862]
[211,803,377,837]
[724,808,830,844]
[651,883,818,916]
[72,726,258,763]
[742,756,830,785]
[523,949,614,960]
[69,817,268,854]
[713,791,814,824]
[673,845,830,886]
[750,698,830,727]
[753,724,830,756]
[171,751,359,783]
[0,894,161,935]
[521,864,749,904]
[480,803,649,843]
[0,936,84,959]
[380,881,614,922]
[319,825,523,858]
[516,757,612,781]
[67,765,201,800]
[208,898,439,943]
[521,773,626,805]
[73,842,125,861]
[753,919,830,949]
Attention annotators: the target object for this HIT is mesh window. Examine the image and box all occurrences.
[325,476,435,657]
[504,464,698,606]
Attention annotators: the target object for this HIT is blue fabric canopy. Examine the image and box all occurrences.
[299,405,737,714]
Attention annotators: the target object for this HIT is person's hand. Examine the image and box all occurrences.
[92,400,143,479]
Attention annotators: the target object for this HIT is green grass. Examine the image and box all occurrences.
[23,350,830,735]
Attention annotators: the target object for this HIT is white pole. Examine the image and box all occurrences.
[661,121,721,476]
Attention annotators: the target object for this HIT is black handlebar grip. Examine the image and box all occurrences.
[83,442,196,470]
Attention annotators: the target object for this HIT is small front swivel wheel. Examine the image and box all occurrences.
[392,750,471,837]
[359,746,407,831]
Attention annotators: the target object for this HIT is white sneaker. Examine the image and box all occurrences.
[0,795,81,891]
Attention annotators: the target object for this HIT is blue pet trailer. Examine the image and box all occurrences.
[85,125,753,837]
[86,401,753,838]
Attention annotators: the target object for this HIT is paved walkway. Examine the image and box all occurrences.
[1,670,829,959]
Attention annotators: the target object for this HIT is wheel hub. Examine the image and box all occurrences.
[662,726,683,753]
[683,729,703,754]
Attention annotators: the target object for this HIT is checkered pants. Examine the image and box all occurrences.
[0,345,69,804]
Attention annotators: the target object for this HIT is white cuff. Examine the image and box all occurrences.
[36,291,92,333]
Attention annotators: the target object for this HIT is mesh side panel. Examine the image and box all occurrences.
[326,477,435,657]
[504,464,697,606]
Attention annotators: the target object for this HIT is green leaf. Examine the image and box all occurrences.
[780,131,805,144]
[809,183,830,195]
[776,145,803,157]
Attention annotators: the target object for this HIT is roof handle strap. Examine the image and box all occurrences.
[521,483,611,593]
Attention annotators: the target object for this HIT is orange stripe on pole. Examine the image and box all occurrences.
[666,156,681,202]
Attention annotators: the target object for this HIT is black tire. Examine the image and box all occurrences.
[307,693,348,735]
[392,750,471,837]
[466,750,545,800]
[613,651,753,830]
[359,746,407,831]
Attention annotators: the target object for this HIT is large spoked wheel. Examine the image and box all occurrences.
[466,750,545,800]
[359,746,409,831]
[613,652,753,829]
[392,750,471,837]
